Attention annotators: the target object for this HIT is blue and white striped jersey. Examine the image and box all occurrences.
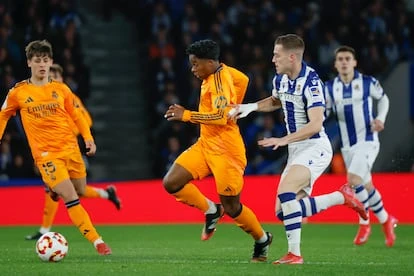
[271,62,326,139]
[324,70,384,148]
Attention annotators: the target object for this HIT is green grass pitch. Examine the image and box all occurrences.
[0,224,413,275]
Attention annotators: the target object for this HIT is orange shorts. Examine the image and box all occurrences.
[175,140,246,196]
[36,149,86,189]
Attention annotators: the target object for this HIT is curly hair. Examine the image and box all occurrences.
[186,39,220,60]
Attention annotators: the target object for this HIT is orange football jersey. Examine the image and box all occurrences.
[181,64,248,155]
[0,80,93,160]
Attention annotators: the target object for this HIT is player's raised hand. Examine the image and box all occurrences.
[228,103,258,120]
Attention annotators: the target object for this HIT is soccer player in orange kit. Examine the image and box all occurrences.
[25,63,121,241]
[0,40,111,255]
[162,39,272,262]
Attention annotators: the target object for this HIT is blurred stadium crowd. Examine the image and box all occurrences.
[0,0,89,180]
[133,0,413,177]
[0,0,413,179]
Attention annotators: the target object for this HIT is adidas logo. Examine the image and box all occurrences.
[224,186,232,192]
[24,97,34,103]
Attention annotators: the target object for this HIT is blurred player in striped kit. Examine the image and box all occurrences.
[324,45,397,247]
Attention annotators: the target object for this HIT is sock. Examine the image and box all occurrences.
[368,188,388,223]
[279,192,302,256]
[66,199,101,243]
[83,186,107,198]
[205,200,217,215]
[299,191,344,217]
[93,238,104,247]
[276,209,284,221]
[354,185,370,224]
[256,232,268,244]
[40,192,59,231]
[172,183,209,213]
[39,227,50,234]
[233,204,266,241]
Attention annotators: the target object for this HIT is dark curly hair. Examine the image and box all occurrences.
[186,39,220,60]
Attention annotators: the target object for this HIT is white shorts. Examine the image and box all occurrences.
[281,136,333,195]
[341,141,379,184]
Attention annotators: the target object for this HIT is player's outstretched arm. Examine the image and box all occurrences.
[228,103,258,119]
[228,96,281,120]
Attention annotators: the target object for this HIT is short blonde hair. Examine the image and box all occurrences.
[275,34,305,53]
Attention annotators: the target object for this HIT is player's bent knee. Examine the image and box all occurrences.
[163,164,193,194]
[162,175,183,194]
[347,173,363,187]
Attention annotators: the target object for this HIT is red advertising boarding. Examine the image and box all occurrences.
[0,174,412,225]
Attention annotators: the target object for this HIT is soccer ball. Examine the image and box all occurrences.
[35,232,68,262]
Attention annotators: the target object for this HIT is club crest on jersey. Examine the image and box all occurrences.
[214,95,227,109]
[354,84,360,91]
[296,84,301,91]
[52,91,58,99]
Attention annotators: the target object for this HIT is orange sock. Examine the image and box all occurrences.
[66,199,100,243]
[172,183,209,213]
[233,205,265,240]
[82,186,101,198]
[41,192,59,229]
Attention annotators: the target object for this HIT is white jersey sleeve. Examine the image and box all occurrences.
[304,76,325,109]
[369,77,384,100]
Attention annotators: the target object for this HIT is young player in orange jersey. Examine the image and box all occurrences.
[163,39,272,262]
[0,40,111,255]
[25,64,121,241]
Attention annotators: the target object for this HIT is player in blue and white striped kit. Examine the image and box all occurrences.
[229,34,367,265]
[324,45,397,247]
